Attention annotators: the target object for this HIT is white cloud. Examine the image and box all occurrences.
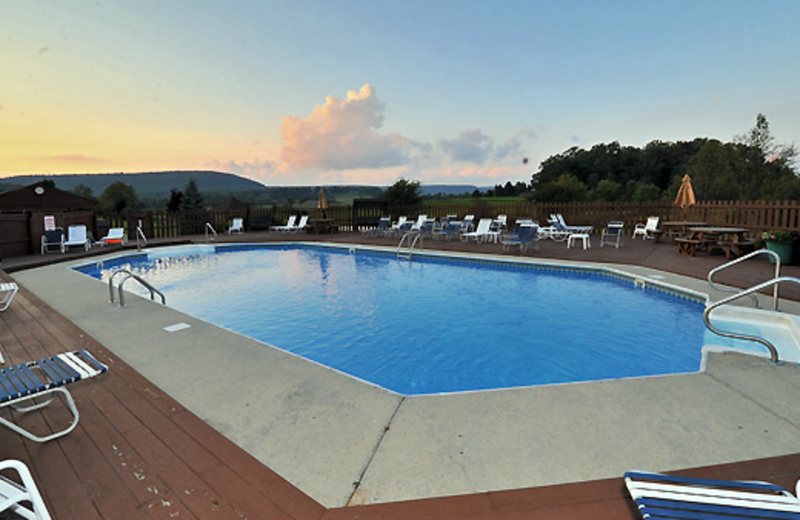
[209,158,277,181]
[279,84,409,172]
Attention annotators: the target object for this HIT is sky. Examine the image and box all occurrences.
[1,0,799,187]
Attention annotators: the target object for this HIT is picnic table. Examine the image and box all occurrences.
[659,220,707,242]
[676,226,754,258]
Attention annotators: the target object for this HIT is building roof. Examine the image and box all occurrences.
[0,182,97,212]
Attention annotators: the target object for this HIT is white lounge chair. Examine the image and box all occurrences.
[40,229,65,254]
[0,351,108,442]
[633,216,661,240]
[460,218,493,243]
[270,215,296,232]
[625,470,800,520]
[285,214,309,234]
[0,459,52,520]
[99,227,126,246]
[0,282,18,312]
[600,221,624,248]
[556,213,593,234]
[64,225,91,251]
[227,218,244,234]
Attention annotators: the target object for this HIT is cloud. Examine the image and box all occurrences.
[279,84,409,171]
[47,154,104,165]
[209,158,277,181]
[439,128,535,164]
[438,129,494,164]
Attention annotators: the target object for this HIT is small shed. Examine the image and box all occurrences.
[0,182,97,257]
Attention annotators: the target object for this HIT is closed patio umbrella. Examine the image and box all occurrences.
[674,174,696,209]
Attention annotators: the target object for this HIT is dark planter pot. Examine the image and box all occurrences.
[765,240,793,264]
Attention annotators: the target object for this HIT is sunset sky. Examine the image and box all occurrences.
[1,0,798,187]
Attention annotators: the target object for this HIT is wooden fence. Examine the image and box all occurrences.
[103,200,800,240]
[2,200,797,259]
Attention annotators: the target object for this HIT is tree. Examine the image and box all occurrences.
[384,178,421,205]
[534,174,588,202]
[166,189,183,212]
[72,183,95,200]
[99,182,139,214]
[180,178,204,210]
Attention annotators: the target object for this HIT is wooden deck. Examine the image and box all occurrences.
[2,232,800,519]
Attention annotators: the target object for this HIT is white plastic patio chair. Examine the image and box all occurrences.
[633,216,660,240]
[0,351,108,442]
[227,218,244,234]
[460,218,493,243]
[64,225,91,251]
[99,227,126,246]
[0,282,18,312]
[0,459,52,520]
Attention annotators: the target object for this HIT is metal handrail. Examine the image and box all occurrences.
[205,222,217,243]
[397,231,424,260]
[108,268,166,307]
[707,248,781,310]
[135,223,147,251]
[703,276,800,363]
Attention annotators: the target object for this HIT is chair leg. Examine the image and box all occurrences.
[0,388,79,443]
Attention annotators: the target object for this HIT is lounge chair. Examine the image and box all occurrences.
[600,221,624,248]
[40,229,65,254]
[501,224,540,253]
[431,221,463,241]
[64,225,91,251]
[409,215,428,232]
[555,213,593,234]
[0,351,108,442]
[0,282,18,312]
[0,459,52,520]
[365,217,391,237]
[284,214,309,234]
[99,227,126,246]
[462,215,475,232]
[227,218,244,234]
[460,218,493,243]
[625,470,800,519]
[633,216,661,240]
[270,215,296,232]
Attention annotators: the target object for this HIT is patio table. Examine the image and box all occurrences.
[660,221,707,241]
[677,226,751,258]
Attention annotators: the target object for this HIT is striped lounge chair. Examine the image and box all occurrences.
[0,351,108,442]
[625,470,800,519]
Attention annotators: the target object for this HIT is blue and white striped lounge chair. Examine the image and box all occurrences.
[0,351,108,442]
[501,224,540,253]
[625,470,800,519]
[431,221,464,241]
[0,459,52,520]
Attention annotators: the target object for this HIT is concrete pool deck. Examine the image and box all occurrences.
[11,243,800,509]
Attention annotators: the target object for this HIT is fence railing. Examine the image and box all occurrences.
[99,200,799,241]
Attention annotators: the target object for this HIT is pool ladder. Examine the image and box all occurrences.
[108,269,166,307]
[397,232,423,260]
[703,248,798,363]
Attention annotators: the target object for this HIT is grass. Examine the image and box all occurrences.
[425,196,527,205]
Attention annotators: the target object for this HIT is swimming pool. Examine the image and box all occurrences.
[77,244,722,395]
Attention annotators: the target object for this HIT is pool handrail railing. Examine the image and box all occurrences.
[703,275,800,363]
[707,248,781,310]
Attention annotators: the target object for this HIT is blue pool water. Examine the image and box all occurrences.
[77,244,713,395]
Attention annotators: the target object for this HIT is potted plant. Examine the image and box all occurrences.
[762,230,793,264]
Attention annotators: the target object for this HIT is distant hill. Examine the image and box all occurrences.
[1,171,266,198]
[420,184,493,195]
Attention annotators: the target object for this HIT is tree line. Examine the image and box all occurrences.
[531,114,799,202]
